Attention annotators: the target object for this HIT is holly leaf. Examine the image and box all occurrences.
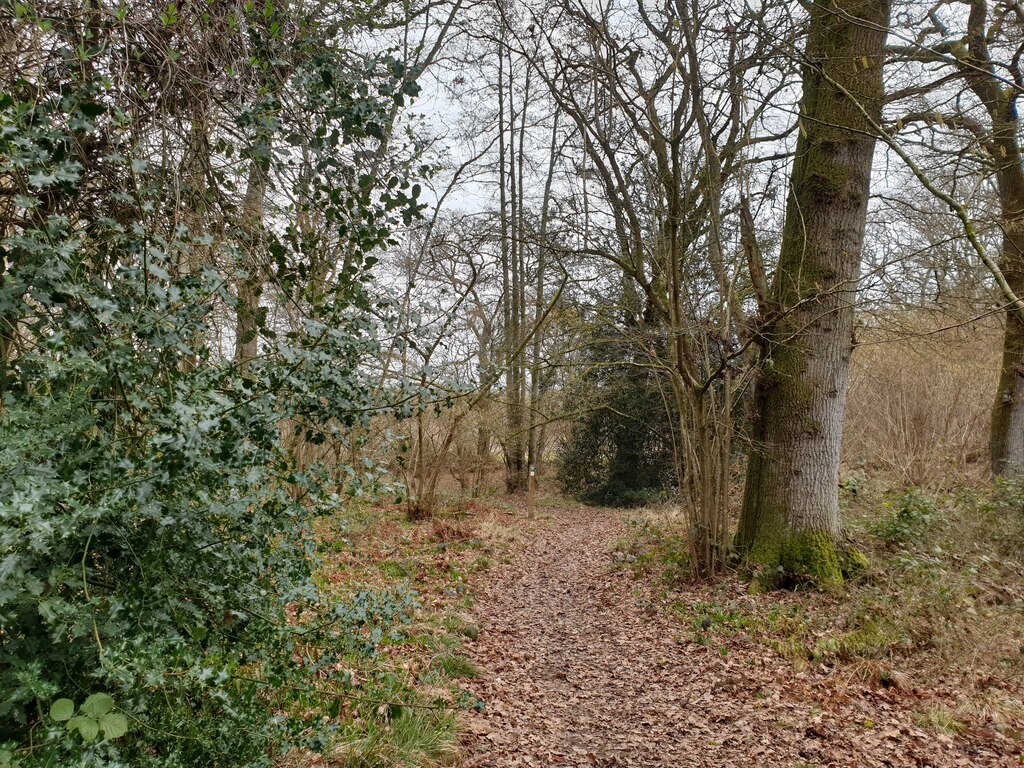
[27,171,57,188]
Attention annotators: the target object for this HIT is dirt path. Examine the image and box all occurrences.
[460,506,1014,767]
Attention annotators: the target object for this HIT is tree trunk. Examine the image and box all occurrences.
[503,44,528,494]
[474,320,494,497]
[497,34,525,494]
[884,2,1024,477]
[234,153,268,373]
[991,253,1024,475]
[985,112,1024,475]
[527,109,559,481]
[737,0,889,588]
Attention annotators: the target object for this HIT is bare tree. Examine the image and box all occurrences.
[509,0,790,573]
[736,0,892,588]
[887,0,1024,475]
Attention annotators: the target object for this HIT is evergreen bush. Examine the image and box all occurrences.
[0,3,424,764]
[557,328,678,507]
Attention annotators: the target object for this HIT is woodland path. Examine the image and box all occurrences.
[459,506,1012,767]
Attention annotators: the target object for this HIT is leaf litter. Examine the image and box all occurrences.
[458,506,1021,767]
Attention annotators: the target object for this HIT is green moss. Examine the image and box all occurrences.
[780,530,843,588]
[748,530,781,566]
[801,419,824,437]
[839,546,869,578]
[804,162,850,198]
[747,527,846,591]
[747,575,771,595]
[748,531,784,592]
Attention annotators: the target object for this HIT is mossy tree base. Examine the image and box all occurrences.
[735,0,889,596]
[748,530,868,593]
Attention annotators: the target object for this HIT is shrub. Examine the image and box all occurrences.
[871,489,938,544]
[557,322,678,507]
[0,4,424,765]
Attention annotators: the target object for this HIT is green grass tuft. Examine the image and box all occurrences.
[331,709,459,767]
[429,651,480,680]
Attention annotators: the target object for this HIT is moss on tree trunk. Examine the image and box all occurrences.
[737,0,890,588]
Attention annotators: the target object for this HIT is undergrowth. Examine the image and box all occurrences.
[618,480,1024,735]
[327,709,459,768]
[610,505,692,584]
[301,501,519,766]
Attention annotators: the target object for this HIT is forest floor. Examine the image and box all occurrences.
[458,503,1023,768]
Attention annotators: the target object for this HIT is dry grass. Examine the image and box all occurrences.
[843,312,1000,486]
[913,706,967,735]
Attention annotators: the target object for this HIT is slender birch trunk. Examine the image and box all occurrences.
[234,150,269,373]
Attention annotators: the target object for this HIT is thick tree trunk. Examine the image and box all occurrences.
[737,0,889,588]
[991,256,1024,475]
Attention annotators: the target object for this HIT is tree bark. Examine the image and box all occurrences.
[990,208,1024,475]
[527,109,560,481]
[234,152,268,373]
[502,41,528,494]
[981,63,1024,476]
[737,0,890,588]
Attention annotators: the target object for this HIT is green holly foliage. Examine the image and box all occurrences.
[0,1,426,766]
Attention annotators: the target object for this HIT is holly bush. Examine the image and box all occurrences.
[0,1,425,765]
[557,323,679,508]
